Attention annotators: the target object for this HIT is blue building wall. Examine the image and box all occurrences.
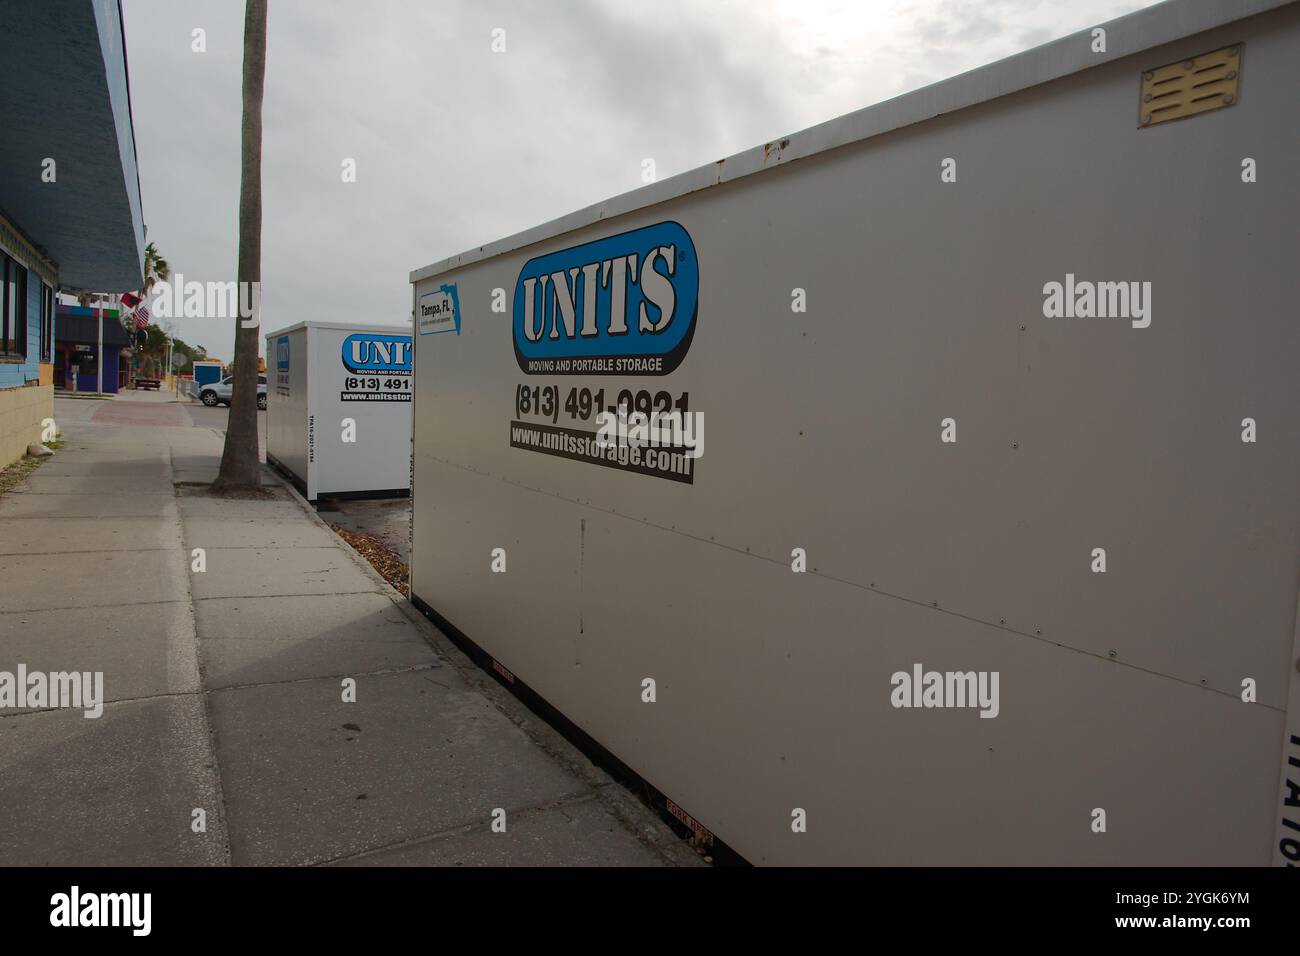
[73,349,120,393]
[0,0,141,468]
[0,237,50,390]
[0,219,57,469]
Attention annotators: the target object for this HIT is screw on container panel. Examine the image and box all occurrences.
[1228,46,1238,56]
[1143,93,1152,102]
[1223,94,1235,105]
[1019,324,1026,331]
[1108,649,1117,659]
[1034,628,1042,635]
[1182,60,1194,69]
[1142,114,1152,125]
[1226,70,1237,79]
[1011,442,1019,449]
[999,618,1006,625]
[1143,71,1154,80]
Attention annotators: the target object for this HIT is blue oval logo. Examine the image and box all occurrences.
[342,333,412,374]
[513,221,698,375]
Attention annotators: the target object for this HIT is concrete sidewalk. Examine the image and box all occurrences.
[0,403,696,866]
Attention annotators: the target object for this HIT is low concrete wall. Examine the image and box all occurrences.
[0,383,54,470]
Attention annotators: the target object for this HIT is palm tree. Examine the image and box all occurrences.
[138,243,171,380]
[75,244,167,310]
[71,243,168,316]
[142,242,170,293]
[214,0,267,492]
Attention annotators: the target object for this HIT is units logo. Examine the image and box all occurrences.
[341,333,412,375]
[275,335,291,396]
[512,220,698,375]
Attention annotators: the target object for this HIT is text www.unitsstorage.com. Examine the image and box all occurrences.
[509,420,695,483]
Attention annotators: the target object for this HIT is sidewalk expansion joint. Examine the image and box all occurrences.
[0,598,190,615]
[191,589,382,602]
[16,491,177,497]
[203,662,442,695]
[0,688,204,719]
[0,512,176,520]
[309,789,606,867]
[0,547,175,557]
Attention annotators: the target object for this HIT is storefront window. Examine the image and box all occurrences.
[1,251,28,360]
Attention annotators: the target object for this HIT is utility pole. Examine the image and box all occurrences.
[96,296,105,394]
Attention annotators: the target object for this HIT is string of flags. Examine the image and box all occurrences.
[119,291,151,328]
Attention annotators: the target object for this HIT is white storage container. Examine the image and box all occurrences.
[265,321,413,500]
[408,0,1300,864]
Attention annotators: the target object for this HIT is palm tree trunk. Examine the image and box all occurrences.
[214,0,268,491]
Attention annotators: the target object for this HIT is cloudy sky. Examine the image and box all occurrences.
[121,0,1159,360]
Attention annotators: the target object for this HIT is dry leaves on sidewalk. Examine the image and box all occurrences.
[330,523,409,596]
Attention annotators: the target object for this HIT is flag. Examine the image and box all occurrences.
[134,305,150,328]
[120,291,142,309]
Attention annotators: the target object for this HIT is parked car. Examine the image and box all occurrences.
[200,373,267,410]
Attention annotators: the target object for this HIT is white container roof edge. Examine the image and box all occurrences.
[409,0,1295,285]
[265,320,414,338]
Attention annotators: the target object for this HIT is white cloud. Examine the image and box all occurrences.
[122,0,1158,360]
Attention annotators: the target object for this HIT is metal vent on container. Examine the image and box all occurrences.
[1140,44,1241,128]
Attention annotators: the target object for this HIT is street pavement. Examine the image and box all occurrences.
[0,390,697,866]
